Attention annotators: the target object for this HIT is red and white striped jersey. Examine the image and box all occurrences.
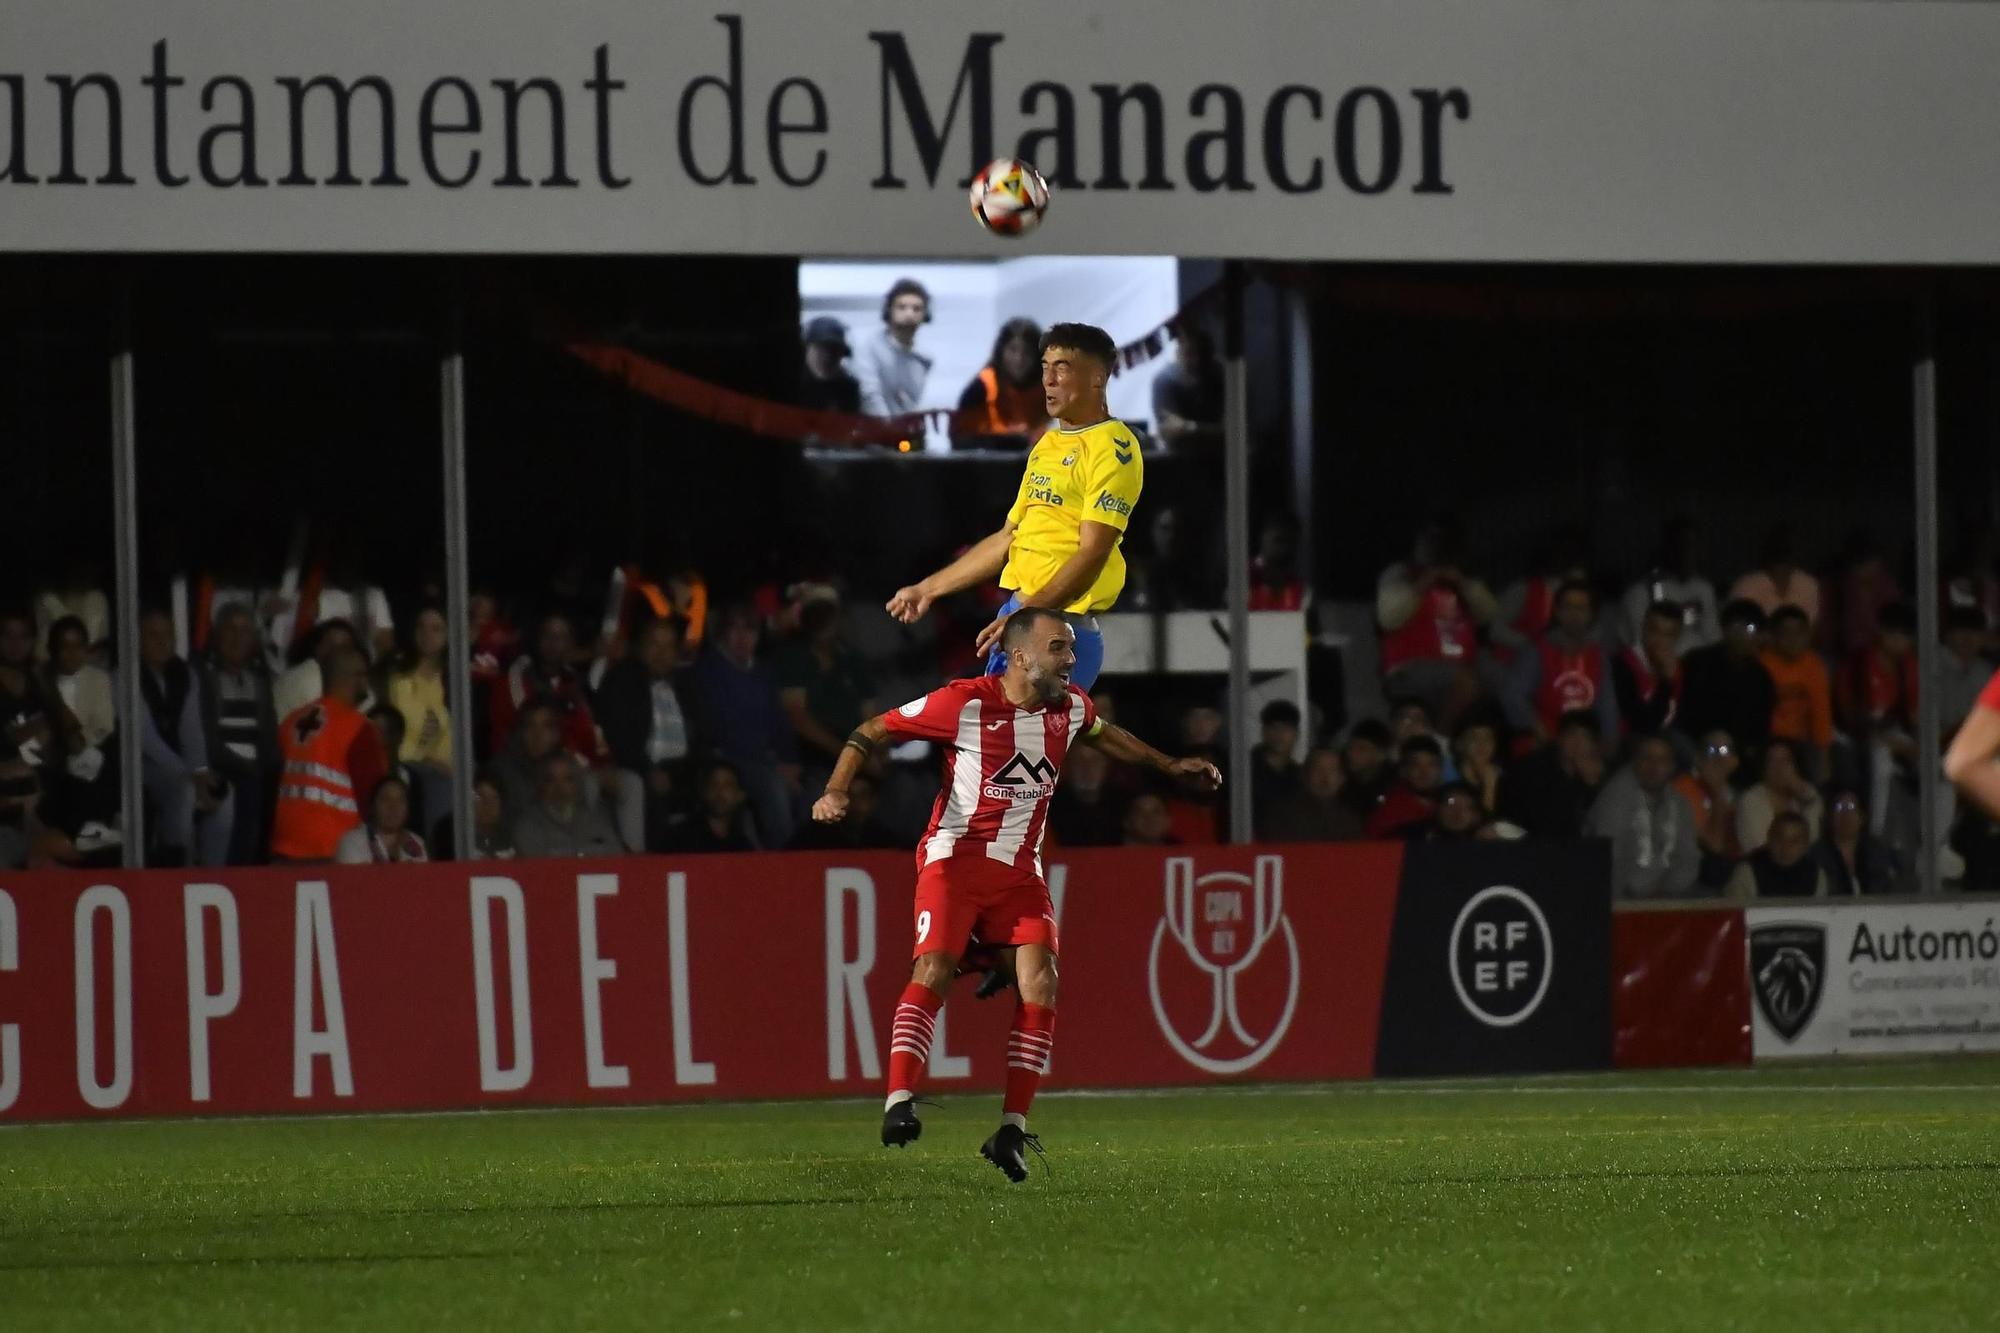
[881,675,1098,877]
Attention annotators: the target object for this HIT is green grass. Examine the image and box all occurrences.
[4,1060,2000,1331]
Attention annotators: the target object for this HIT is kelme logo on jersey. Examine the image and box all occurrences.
[1092,492,1133,517]
[984,751,1058,802]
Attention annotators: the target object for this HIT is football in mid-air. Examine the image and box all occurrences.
[969,158,1050,236]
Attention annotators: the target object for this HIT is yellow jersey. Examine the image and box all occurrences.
[1000,418,1144,614]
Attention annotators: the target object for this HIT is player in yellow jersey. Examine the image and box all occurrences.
[886,323,1142,691]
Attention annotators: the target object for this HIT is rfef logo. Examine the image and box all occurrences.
[1148,855,1299,1074]
[1749,921,1825,1042]
[1448,885,1551,1027]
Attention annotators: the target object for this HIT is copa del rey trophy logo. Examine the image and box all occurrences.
[1147,855,1301,1074]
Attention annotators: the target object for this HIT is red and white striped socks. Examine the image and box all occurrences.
[1003,1002,1056,1130]
[884,983,943,1111]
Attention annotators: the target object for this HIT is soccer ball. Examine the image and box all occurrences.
[969,159,1050,236]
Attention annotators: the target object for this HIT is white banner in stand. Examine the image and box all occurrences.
[1747,904,2000,1059]
[7,0,2000,261]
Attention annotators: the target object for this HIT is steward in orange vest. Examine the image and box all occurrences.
[271,648,387,862]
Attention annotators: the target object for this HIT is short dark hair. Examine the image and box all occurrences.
[1720,598,1764,629]
[1555,709,1600,739]
[1260,699,1302,729]
[1001,606,1070,651]
[1400,735,1443,761]
[1947,605,1988,634]
[1346,719,1392,750]
[1553,579,1596,610]
[46,615,88,658]
[1769,604,1810,631]
[1040,322,1117,373]
[883,277,931,322]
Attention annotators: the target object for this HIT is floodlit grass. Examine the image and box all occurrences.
[3,1059,1998,1331]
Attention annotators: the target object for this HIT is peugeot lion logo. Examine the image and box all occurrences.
[1148,855,1300,1074]
[1749,922,1826,1042]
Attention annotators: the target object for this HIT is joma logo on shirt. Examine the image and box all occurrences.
[1093,492,1133,516]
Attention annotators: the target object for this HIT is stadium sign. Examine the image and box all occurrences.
[1747,904,2000,1058]
[3,0,2000,261]
[1373,841,1612,1077]
[1146,856,1300,1075]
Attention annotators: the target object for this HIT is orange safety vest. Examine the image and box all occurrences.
[971,367,1044,435]
[271,697,368,860]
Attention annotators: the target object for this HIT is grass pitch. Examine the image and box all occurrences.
[3,1059,1998,1331]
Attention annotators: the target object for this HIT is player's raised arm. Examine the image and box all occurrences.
[812,714,893,823]
[886,523,1017,624]
[1080,717,1223,792]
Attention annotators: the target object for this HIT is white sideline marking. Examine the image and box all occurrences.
[1,1077,1993,1131]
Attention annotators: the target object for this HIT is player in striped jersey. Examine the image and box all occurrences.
[811,606,1220,1180]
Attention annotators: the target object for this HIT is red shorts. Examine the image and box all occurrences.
[912,854,1058,960]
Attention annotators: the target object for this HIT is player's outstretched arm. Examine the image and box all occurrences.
[1080,720,1223,792]
[1944,698,2000,821]
[812,715,894,822]
[887,525,1017,624]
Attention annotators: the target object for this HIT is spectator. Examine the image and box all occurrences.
[1048,743,1124,848]
[1389,699,1457,780]
[271,647,385,863]
[1503,580,1619,749]
[1125,507,1214,612]
[1822,534,1903,660]
[1728,810,1829,899]
[597,617,699,852]
[853,277,933,418]
[776,599,878,789]
[489,700,567,823]
[1165,706,1225,844]
[367,705,430,838]
[1452,716,1504,817]
[41,615,119,851]
[1491,525,1591,661]
[1943,530,2000,656]
[1760,604,1833,781]
[435,771,517,861]
[33,563,111,663]
[493,612,640,849]
[138,609,233,867]
[1339,719,1394,821]
[1152,325,1224,451]
[1424,782,1493,842]
[385,604,454,840]
[334,774,428,865]
[1249,514,1307,612]
[310,554,398,663]
[467,586,521,761]
[1587,734,1700,898]
[1814,788,1901,895]
[799,316,862,415]
[1497,710,1607,838]
[1676,599,1776,763]
[1937,606,1994,739]
[0,611,53,867]
[513,749,626,859]
[1674,728,1743,890]
[1730,523,1821,626]
[1836,601,1918,833]
[1121,791,1178,846]
[694,604,800,850]
[1737,738,1825,854]
[790,771,899,850]
[1376,519,1496,730]
[273,619,372,722]
[955,317,1046,446]
[1613,601,1686,738]
[200,602,278,865]
[1266,747,1364,843]
[667,761,761,853]
[1620,518,1720,653]
[1249,699,1303,837]
[1367,736,1444,839]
